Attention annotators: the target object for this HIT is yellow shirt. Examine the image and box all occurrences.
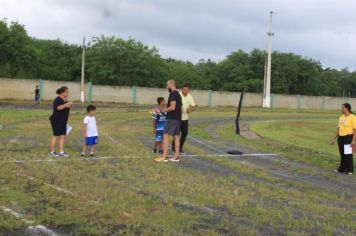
[180,92,196,121]
[338,114,356,136]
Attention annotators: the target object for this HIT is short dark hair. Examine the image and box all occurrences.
[87,105,96,113]
[182,84,189,88]
[56,86,68,95]
[343,103,352,113]
[157,97,165,105]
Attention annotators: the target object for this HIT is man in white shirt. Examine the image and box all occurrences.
[172,84,196,154]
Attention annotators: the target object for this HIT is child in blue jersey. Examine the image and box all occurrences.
[152,97,167,154]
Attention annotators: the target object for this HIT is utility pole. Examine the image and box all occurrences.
[263,11,275,108]
[80,37,85,103]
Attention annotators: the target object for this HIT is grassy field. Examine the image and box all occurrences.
[0,101,355,235]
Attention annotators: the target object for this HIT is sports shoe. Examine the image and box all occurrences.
[49,152,59,157]
[59,152,69,158]
[158,150,163,154]
[90,152,95,157]
[347,172,353,175]
[154,157,168,162]
[169,157,180,162]
[152,149,157,154]
[180,150,187,155]
[81,152,86,157]
[334,170,343,173]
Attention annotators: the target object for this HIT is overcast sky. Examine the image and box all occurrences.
[1,0,355,70]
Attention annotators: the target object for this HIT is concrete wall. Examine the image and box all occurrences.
[1,78,355,110]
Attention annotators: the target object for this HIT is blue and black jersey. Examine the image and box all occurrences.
[152,110,167,131]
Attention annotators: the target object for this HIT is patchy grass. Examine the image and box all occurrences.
[0,103,355,235]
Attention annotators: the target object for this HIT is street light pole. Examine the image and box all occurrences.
[80,37,85,103]
[263,11,275,108]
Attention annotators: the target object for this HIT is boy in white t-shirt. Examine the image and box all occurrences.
[81,105,98,157]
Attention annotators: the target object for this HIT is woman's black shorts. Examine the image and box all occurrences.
[51,120,67,136]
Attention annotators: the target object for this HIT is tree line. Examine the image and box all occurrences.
[0,19,355,97]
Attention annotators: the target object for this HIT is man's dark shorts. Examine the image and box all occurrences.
[164,119,181,136]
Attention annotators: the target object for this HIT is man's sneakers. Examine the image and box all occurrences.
[49,152,59,157]
[155,157,168,162]
[169,156,180,162]
[59,152,69,158]
[152,149,157,154]
[179,150,187,155]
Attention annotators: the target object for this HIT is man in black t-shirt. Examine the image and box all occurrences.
[155,80,182,162]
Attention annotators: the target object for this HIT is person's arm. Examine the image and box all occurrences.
[331,127,339,145]
[152,119,157,133]
[187,95,196,113]
[83,123,88,137]
[163,101,176,113]
[57,101,73,111]
[352,129,356,145]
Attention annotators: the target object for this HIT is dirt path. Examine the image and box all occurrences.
[189,117,356,198]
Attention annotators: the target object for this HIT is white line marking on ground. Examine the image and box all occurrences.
[9,156,119,163]
[180,154,277,157]
[21,175,100,205]
[1,206,34,225]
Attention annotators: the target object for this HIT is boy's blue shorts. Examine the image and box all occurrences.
[155,130,164,142]
[85,136,98,146]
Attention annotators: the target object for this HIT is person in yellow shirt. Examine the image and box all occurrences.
[172,84,196,154]
[331,103,356,175]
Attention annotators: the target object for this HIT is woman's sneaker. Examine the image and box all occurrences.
[59,152,69,158]
[49,152,59,157]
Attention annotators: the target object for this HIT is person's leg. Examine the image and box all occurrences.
[344,135,354,173]
[173,135,180,158]
[153,141,158,151]
[171,139,175,152]
[337,136,346,172]
[59,135,65,153]
[91,145,95,154]
[180,120,189,151]
[50,136,58,152]
[161,133,170,159]
[82,144,87,153]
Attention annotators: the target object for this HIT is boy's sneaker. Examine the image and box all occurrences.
[158,150,163,154]
[59,152,69,158]
[49,152,59,157]
[81,152,86,157]
[152,149,157,154]
[90,152,95,157]
[169,156,180,162]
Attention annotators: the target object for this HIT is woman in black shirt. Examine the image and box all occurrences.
[49,86,73,157]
